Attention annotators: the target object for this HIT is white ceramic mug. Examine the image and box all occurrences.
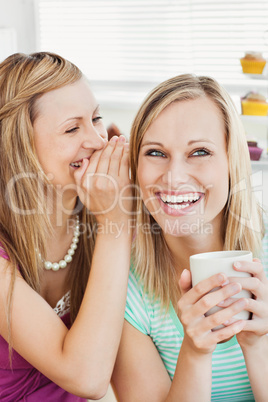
[190,250,252,329]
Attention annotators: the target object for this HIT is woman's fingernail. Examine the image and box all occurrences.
[76,158,88,174]
[181,268,188,277]
[237,298,247,308]
[231,283,241,292]
[234,262,241,269]
[234,320,245,332]
[110,136,118,142]
[218,274,229,286]
[218,300,225,306]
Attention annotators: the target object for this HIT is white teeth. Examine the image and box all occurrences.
[161,194,168,202]
[160,192,200,204]
[168,203,190,210]
[70,161,82,167]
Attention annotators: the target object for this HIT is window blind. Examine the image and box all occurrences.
[36,0,268,101]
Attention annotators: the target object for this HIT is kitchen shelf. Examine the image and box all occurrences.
[240,69,268,159]
[243,73,268,81]
[241,115,268,125]
[251,154,268,168]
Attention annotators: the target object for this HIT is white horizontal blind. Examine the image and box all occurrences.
[36,0,268,88]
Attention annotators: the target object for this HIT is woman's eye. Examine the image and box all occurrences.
[191,148,211,157]
[146,149,166,157]
[65,127,79,134]
[93,116,103,123]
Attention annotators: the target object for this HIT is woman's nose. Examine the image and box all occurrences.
[82,126,107,150]
[161,159,189,188]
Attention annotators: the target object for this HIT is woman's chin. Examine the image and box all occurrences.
[156,216,214,238]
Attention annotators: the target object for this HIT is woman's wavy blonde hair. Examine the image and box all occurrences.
[130,74,264,308]
[0,52,97,350]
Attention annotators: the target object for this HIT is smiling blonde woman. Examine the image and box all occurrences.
[112,74,268,401]
[0,52,132,401]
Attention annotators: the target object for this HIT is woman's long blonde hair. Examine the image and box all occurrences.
[130,74,264,308]
[0,52,97,348]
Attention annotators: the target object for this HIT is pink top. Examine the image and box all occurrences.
[0,246,86,401]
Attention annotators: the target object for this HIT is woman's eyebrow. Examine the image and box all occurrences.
[57,116,82,128]
[57,104,100,128]
[93,104,100,113]
[141,141,164,147]
[187,139,215,145]
[141,139,216,148]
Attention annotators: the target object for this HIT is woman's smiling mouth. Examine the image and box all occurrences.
[70,156,90,169]
[156,192,203,213]
[70,160,83,168]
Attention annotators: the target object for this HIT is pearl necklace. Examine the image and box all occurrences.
[43,215,80,271]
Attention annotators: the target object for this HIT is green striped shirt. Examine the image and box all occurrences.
[125,222,268,401]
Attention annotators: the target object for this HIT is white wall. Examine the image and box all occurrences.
[0,0,36,54]
[101,105,136,138]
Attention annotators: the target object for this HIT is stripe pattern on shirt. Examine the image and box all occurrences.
[125,217,268,401]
